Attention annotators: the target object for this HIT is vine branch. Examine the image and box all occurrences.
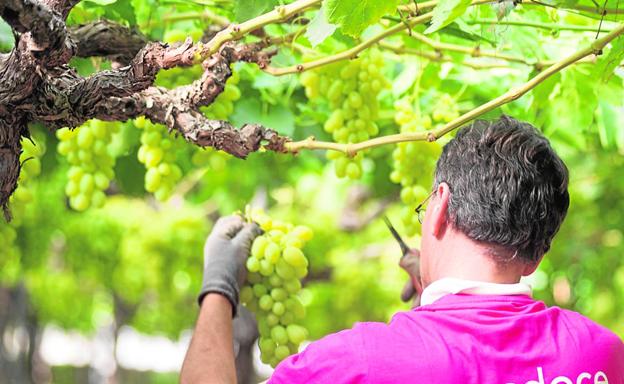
[407,31,531,65]
[465,19,614,33]
[283,23,624,156]
[262,0,494,76]
[198,0,320,59]
[70,20,148,64]
[379,41,510,69]
[524,0,624,15]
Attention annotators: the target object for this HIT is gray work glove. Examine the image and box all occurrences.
[198,215,262,316]
[399,249,423,307]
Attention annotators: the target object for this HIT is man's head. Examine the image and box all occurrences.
[419,116,570,286]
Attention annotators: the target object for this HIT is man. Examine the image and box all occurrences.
[180,116,624,384]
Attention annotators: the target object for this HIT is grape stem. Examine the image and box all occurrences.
[379,42,510,70]
[465,19,615,33]
[383,35,605,72]
[396,0,441,14]
[282,23,624,157]
[522,0,624,15]
[400,0,624,16]
[198,0,322,59]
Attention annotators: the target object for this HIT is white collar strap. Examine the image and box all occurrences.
[420,277,533,306]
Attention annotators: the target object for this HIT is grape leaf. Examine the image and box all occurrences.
[529,71,560,127]
[593,36,624,83]
[597,101,619,149]
[544,69,597,150]
[235,0,279,22]
[392,60,421,97]
[324,0,399,37]
[130,0,156,29]
[305,6,337,47]
[438,21,497,46]
[0,20,14,52]
[104,0,137,25]
[424,0,472,34]
[232,99,295,136]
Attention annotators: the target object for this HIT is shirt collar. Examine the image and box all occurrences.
[420,277,533,306]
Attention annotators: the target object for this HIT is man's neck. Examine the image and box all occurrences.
[429,231,526,285]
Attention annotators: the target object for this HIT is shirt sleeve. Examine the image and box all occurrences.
[268,327,368,384]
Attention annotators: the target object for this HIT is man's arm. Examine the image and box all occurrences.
[179,215,261,384]
[180,294,236,384]
[180,293,236,384]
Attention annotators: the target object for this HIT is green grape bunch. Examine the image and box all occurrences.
[135,117,183,201]
[240,210,313,368]
[57,120,119,211]
[10,135,46,222]
[300,50,387,179]
[390,98,443,236]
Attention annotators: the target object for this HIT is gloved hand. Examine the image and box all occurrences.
[198,215,262,316]
[399,249,423,307]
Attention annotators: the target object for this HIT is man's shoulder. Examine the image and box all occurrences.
[554,306,624,346]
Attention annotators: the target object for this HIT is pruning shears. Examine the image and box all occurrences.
[383,215,422,304]
[383,215,411,258]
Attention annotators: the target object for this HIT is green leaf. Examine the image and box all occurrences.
[392,60,420,97]
[0,20,14,52]
[305,6,337,47]
[439,21,497,47]
[597,101,619,149]
[130,0,156,28]
[593,36,624,83]
[324,0,399,37]
[544,69,597,150]
[235,0,279,22]
[529,71,560,127]
[424,0,472,34]
[104,0,137,24]
[232,99,296,136]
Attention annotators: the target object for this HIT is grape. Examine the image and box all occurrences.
[271,325,289,345]
[286,324,307,344]
[57,120,119,211]
[242,210,312,367]
[300,50,387,179]
[390,98,447,236]
[283,247,307,268]
[135,117,183,201]
[274,345,290,360]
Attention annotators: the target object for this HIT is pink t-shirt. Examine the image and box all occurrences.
[269,294,624,384]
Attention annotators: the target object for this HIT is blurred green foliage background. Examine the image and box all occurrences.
[1,0,623,382]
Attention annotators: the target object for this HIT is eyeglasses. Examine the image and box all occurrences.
[414,190,435,224]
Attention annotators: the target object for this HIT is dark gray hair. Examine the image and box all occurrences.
[433,115,569,263]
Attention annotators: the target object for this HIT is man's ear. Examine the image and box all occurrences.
[430,182,451,238]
